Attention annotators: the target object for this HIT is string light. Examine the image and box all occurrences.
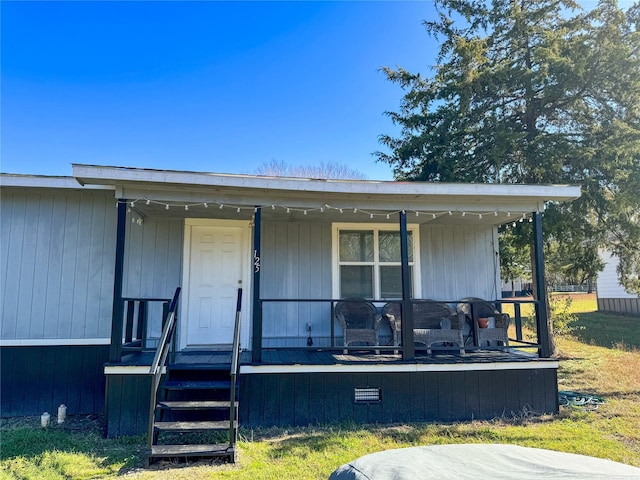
[120,197,535,227]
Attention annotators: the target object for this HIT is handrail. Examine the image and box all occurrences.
[229,287,243,451]
[147,287,181,450]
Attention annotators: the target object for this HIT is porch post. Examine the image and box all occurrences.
[251,206,263,363]
[399,211,415,360]
[109,199,127,362]
[533,212,551,358]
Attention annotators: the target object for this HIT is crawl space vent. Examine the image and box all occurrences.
[354,387,382,403]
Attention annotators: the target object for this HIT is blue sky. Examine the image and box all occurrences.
[1,1,440,180]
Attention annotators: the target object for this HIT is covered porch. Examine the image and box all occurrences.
[72,164,579,434]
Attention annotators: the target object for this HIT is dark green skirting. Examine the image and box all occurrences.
[0,345,109,417]
[239,368,558,427]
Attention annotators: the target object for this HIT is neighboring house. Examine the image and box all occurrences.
[596,250,640,315]
[1,165,581,446]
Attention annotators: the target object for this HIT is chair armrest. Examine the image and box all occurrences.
[494,313,509,328]
[335,313,348,330]
[373,315,383,332]
[385,314,401,332]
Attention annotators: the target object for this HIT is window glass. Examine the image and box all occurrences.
[379,231,413,262]
[340,265,373,298]
[339,230,374,262]
[380,266,413,299]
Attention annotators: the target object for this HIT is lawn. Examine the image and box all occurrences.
[2,299,639,479]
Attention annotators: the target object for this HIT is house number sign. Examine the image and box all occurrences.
[254,250,260,273]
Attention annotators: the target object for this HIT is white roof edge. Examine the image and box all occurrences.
[1,173,115,191]
[72,164,581,200]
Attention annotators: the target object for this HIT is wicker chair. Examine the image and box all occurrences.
[456,297,510,349]
[382,301,465,354]
[335,299,381,354]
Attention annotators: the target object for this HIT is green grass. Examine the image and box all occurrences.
[573,311,640,349]
[2,306,639,479]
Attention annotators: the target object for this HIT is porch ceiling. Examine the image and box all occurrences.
[73,164,581,226]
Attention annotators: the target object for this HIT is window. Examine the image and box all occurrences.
[333,224,420,300]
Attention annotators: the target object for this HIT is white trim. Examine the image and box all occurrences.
[331,223,422,299]
[240,360,558,375]
[180,218,253,350]
[0,174,114,190]
[104,366,167,375]
[72,164,581,201]
[0,338,111,346]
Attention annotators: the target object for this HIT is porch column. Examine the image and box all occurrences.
[533,212,551,358]
[109,199,127,362]
[399,211,415,360]
[251,206,263,363]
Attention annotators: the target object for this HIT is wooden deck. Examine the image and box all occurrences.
[109,348,544,368]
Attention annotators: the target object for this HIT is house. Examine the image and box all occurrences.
[596,249,640,315]
[1,165,580,460]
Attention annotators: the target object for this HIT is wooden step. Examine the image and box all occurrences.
[149,443,234,458]
[157,400,237,410]
[154,420,234,432]
[162,380,232,390]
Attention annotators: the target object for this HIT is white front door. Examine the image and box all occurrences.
[184,223,247,347]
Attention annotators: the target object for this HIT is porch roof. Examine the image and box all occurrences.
[72,164,581,226]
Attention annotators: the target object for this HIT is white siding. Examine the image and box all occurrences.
[597,250,637,299]
[420,224,499,301]
[122,217,184,299]
[1,189,116,340]
[261,222,333,347]
[257,222,499,346]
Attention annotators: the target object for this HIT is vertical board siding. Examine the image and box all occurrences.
[0,345,109,417]
[122,216,184,340]
[420,224,498,301]
[261,222,332,346]
[122,217,183,299]
[240,368,558,427]
[104,374,152,437]
[0,190,116,341]
[258,223,498,345]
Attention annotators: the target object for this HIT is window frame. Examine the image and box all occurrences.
[331,223,422,300]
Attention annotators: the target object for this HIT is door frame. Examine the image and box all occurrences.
[180,218,253,350]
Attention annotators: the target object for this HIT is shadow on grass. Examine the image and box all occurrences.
[574,312,640,350]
